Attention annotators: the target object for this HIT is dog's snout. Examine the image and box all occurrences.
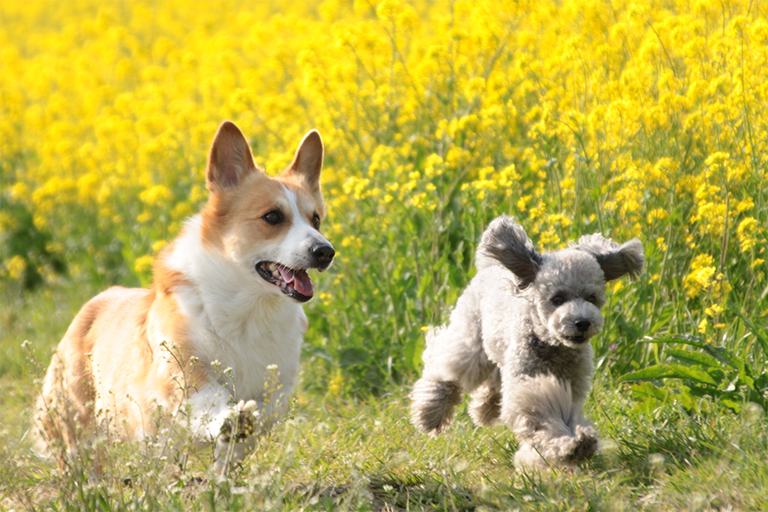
[575,319,591,333]
[311,244,335,265]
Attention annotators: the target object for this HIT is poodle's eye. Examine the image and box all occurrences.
[312,213,321,229]
[263,210,283,225]
[587,295,597,304]
[551,295,566,307]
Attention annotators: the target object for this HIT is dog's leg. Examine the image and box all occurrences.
[563,400,599,463]
[501,372,598,468]
[182,384,263,477]
[410,378,462,434]
[35,350,97,473]
[468,367,502,427]
[213,400,259,479]
[410,300,493,434]
[410,287,496,435]
[565,372,599,463]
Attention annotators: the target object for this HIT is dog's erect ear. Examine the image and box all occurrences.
[283,130,324,193]
[478,215,542,289]
[206,121,258,191]
[575,234,645,281]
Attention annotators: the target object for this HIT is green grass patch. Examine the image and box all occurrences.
[2,377,767,511]
[2,282,767,511]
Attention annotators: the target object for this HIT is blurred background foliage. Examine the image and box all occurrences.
[1,0,766,403]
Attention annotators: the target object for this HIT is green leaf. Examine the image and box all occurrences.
[308,347,333,363]
[402,334,423,374]
[650,305,675,333]
[417,270,432,298]
[738,366,756,391]
[620,364,718,386]
[756,373,768,390]
[641,334,708,349]
[701,344,742,369]
[630,382,669,401]
[727,302,768,355]
[720,398,742,413]
[666,347,722,369]
[620,365,679,382]
[668,365,719,386]
[641,335,742,369]
[339,347,369,368]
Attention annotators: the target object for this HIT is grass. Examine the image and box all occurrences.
[1,1,767,509]
[1,281,767,511]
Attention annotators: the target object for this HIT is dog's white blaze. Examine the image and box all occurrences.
[166,216,303,419]
[277,185,331,269]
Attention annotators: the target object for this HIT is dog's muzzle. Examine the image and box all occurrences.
[310,243,335,271]
[563,319,593,344]
[254,243,334,303]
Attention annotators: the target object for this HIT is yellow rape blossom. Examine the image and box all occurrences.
[737,217,760,252]
[684,254,716,298]
[4,255,27,281]
[134,255,154,274]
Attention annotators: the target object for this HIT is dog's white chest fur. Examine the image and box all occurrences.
[168,216,305,400]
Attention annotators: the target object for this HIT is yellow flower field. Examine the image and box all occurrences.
[1,0,766,393]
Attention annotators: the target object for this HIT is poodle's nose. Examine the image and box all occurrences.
[575,320,591,333]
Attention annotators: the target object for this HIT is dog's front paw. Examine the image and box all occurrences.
[514,442,550,470]
[566,425,598,462]
[219,400,259,442]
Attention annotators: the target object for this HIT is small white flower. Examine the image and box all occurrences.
[648,453,665,475]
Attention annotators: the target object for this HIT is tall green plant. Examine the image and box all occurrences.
[620,306,768,413]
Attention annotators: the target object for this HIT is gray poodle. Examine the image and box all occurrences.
[410,215,644,469]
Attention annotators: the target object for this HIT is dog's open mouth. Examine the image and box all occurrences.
[565,335,590,344]
[256,262,314,302]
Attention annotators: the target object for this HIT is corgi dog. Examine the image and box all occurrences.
[35,120,334,475]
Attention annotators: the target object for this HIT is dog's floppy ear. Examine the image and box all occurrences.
[283,130,324,193]
[478,215,542,289]
[206,120,258,191]
[575,234,645,281]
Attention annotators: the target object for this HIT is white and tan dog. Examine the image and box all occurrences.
[35,121,334,475]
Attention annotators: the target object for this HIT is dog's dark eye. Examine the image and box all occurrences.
[312,213,321,229]
[263,210,283,225]
[551,295,565,307]
[587,295,597,304]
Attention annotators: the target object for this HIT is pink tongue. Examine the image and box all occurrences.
[277,265,314,296]
[292,270,314,296]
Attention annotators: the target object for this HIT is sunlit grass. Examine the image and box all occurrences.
[2,283,768,510]
[1,0,767,509]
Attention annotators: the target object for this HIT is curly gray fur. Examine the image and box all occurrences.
[410,215,644,470]
[575,233,645,281]
[477,214,542,289]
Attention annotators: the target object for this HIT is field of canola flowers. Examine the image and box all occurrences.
[1,0,767,399]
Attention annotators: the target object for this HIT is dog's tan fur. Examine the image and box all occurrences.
[36,121,333,474]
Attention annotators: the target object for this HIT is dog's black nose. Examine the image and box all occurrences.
[311,244,335,265]
[575,320,591,333]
